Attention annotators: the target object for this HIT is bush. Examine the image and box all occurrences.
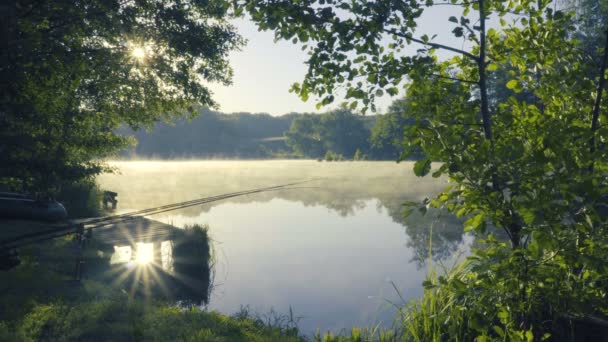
[324,150,345,161]
[56,179,103,218]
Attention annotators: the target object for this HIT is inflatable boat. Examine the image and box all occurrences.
[0,192,68,222]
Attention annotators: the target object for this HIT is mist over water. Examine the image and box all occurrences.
[97,160,469,335]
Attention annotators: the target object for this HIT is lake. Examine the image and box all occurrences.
[97,160,469,335]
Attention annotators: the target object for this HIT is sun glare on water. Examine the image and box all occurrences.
[135,242,154,265]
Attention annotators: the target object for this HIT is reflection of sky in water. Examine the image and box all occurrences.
[111,245,132,264]
[98,161,468,335]
[154,198,469,335]
[110,241,174,274]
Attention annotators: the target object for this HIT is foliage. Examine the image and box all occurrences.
[122,108,415,160]
[324,150,345,161]
[122,109,298,159]
[172,225,213,304]
[0,0,243,193]
[286,109,371,159]
[2,297,305,342]
[370,98,417,160]
[285,114,325,158]
[353,149,365,161]
[55,178,103,218]
[319,109,371,157]
[237,0,608,338]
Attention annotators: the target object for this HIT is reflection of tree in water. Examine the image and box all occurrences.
[100,161,466,265]
[171,226,212,304]
[91,223,212,304]
[380,199,465,266]
[161,181,465,266]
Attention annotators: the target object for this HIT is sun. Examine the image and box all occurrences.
[135,242,154,265]
[131,46,146,60]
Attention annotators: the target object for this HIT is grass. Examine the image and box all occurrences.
[398,259,472,342]
[56,179,104,218]
[0,297,305,342]
[0,222,307,341]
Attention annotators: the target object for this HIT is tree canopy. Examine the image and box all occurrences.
[238,0,608,338]
[286,109,371,158]
[0,0,243,192]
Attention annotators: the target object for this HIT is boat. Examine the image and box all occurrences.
[0,192,68,222]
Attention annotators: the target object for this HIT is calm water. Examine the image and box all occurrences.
[97,160,468,335]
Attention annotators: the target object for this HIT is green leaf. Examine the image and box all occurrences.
[506,79,518,90]
[448,16,458,23]
[525,330,534,342]
[464,213,485,233]
[413,159,432,177]
[456,207,468,218]
[403,208,414,218]
[493,325,505,337]
[431,163,448,178]
[422,280,435,289]
[497,310,509,323]
[452,27,464,37]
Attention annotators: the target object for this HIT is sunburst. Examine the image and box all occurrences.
[131,46,146,61]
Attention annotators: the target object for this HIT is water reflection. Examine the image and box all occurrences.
[97,161,468,334]
[92,218,212,304]
[110,241,173,269]
[98,161,466,265]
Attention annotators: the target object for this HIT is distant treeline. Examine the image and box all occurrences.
[121,101,415,160]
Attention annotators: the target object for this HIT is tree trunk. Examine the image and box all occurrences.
[589,27,608,172]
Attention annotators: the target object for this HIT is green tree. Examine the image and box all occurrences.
[318,109,369,158]
[285,114,325,158]
[285,109,369,158]
[239,0,608,337]
[0,1,243,193]
[369,97,416,160]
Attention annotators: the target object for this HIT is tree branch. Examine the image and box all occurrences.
[382,28,479,62]
[430,73,478,84]
[478,0,493,142]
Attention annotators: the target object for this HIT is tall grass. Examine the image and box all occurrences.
[398,259,472,342]
[56,179,103,218]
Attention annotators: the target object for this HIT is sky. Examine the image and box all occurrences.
[208,6,475,116]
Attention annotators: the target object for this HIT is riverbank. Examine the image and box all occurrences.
[0,298,304,341]
[0,220,306,341]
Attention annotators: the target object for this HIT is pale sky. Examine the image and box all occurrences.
[209,6,477,116]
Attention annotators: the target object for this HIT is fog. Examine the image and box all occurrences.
[96,160,468,335]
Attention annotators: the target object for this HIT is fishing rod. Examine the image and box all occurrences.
[79,179,316,227]
[0,179,320,251]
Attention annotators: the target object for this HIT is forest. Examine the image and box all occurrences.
[120,105,410,160]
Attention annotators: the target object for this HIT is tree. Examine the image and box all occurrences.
[369,97,416,160]
[0,1,243,193]
[238,0,608,337]
[318,108,369,158]
[285,113,325,157]
[285,109,369,158]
